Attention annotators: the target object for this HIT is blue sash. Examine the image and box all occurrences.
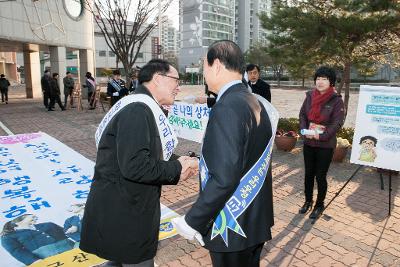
[110,79,123,92]
[199,95,278,246]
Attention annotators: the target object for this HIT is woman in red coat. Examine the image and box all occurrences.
[299,66,345,219]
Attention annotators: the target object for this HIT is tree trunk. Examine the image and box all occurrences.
[337,70,344,95]
[122,60,132,84]
[343,61,351,120]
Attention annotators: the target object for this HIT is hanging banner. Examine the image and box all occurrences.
[0,132,179,267]
[168,102,211,143]
[350,85,400,171]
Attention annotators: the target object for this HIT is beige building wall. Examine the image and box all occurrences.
[0,0,94,98]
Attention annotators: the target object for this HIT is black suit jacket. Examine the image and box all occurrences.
[80,85,182,263]
[249,79,271,102]
[185,83,274,252]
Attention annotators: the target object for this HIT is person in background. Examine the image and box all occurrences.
[246,64,271,102]
[85,72,96,110]
[41,70,52,109]
[107,69,128,106]
[298,66,344,219]
[63,71,75,108]
[0,74,10,104]
[129,72,139,94]
[48,73,65,111]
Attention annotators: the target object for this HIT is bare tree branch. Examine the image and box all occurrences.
[84,0,172,80]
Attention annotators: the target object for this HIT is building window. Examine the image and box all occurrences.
[109,51,116,57]
[99,50,106,57]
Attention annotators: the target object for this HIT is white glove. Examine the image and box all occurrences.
[112,92,119,96]
[172,216,205,246]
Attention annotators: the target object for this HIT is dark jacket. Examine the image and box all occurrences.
[49,78,61,97]
[0,78,10,91]
[63,77,75,95]
[185,83,274,252]
[80,85,182,264]
[1,222,72,265]
[249,79,271,102]
[299,90,345,148]
[41,75,51,93]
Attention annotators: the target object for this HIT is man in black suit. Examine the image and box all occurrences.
[173,40,275,267]
[80,59,198,267]
[247,64,271,102]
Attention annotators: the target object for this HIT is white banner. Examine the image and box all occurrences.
[350,85,400,171]
[168,102,211,143]
[0,132,179,267]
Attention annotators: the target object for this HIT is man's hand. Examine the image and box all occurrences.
[171,216,205,246]
[178,156,199,180]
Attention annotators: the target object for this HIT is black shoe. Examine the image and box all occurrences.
[61,108,66,111]
[48,108,55,111]
[299,201,313,214]
[309,205,324,219]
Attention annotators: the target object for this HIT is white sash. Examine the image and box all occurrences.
[95,94,178,160]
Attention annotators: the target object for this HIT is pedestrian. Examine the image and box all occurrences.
[107,69,128,106]
[128,72,139,93]
[298,66,345,219]
[85,72,96,110]
[80,59,199,267]
[173,40,278,267]
[63,71,75,108]
[41,70,51,109]
[247,64,271,102]
[48,73,65,111]
[0,74,10,104]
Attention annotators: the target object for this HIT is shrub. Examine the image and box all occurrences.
[277,118,300,137]
[336,127,355,144]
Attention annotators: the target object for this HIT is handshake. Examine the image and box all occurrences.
[177,152,199,181]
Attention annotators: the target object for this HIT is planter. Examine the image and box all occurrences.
[332,147,349,163]
[275,136,297,152]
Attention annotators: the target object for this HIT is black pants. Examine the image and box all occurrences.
[210,243,264,267]
[64,89,73,107]
[43,91,50,108]
[1,89,8,103]
[49,95,64,110]
[303,144,334,206]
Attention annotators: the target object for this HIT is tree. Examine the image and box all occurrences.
[244,43,271,68]
[260,0,400,117]
[84,0,172,81]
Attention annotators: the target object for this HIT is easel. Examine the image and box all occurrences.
[71,83,83,111]
[378,168,397,216]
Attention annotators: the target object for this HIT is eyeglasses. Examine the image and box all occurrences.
[159,73,180,86]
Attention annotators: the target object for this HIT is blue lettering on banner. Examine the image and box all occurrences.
[73,190,89,199]
[28,197,52,210]
[199,137,274,246]
[2,205,27,218]
[0,147,11,157]
[2,186,36,199]
[0,178,11,185]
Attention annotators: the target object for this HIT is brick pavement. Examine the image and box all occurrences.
[0,85,399,267]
